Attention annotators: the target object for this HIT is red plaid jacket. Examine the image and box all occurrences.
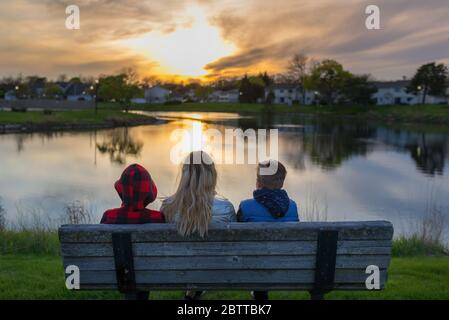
[101,164,165,224]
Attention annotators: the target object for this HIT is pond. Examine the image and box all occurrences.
[0,111,448,243]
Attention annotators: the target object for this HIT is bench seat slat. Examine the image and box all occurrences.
[60,240,392,257]
[76,283,385,291]
[63,255,391,271]
[59,221,394,243]
[74,269,388,286]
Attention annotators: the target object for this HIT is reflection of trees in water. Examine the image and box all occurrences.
[303,121,375,170]
[96,128,143,165]
[14,132,65,153]
[240,113,449,175]
[376,127,449,176]
[407,134,447,176]
[281,118,376,171]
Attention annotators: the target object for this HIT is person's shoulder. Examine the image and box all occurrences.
[100,208,118,224]
[214,196,234,207]
[239,198,256,207]
[214,197,235,211]
[144,209,166,223]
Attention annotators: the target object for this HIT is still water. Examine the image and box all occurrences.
[0,112,448,242]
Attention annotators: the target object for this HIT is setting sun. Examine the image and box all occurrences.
[119,6,236,78]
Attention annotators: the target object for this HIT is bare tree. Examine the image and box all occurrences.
[287,53,309,104]
[121,67,139,85]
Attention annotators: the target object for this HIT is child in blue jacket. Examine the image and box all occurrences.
[237,160,299,300]
[237,160,299,223]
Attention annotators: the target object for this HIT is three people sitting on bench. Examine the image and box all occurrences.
[100,150,299,300]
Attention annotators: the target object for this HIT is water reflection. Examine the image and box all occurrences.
[96,128,143,165]
[0,112,448,242]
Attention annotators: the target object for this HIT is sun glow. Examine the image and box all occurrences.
[120,6,235,78]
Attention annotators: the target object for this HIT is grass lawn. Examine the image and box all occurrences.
[0,109,154,125]
[1,254,448,300]
[127,102,449,122]
[1,103,449,128]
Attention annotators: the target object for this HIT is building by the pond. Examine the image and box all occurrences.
[372,80,448,105]
[208,89,240,103]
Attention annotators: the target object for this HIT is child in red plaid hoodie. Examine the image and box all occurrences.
[101,164,164,300]
[101,163,165,224]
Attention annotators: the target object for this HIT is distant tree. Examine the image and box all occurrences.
[97,74,142,112]
[194,86,214,101]
[239,74,265,103]
[305,59,352,105]
[44,82,64,99]
[69,76,82,84]
[260,72,273,87]
[342,74,377,105]
[407,62,449,104]
[57,74,68,82]
[141,76,161,87]
[287,53,309,104]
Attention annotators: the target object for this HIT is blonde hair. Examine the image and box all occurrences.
[161,151,217,237]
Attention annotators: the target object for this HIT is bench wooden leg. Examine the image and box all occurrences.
[309,291,325,300]
[124,291,150,300]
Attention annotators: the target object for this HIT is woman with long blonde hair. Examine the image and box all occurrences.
[161,151,236,238]
[161,151,236,300]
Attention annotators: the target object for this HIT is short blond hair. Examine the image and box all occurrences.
[257,160,287,189]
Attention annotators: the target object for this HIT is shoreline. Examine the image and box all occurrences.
[2,103,449,134]
[130,103,449,126]
[0,115,163,134]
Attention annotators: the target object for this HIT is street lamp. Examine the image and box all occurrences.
[417,86,423,105]
[92,80,99,114]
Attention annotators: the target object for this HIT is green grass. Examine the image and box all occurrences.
[0,254,448,300]
[0,109,153,125]
[126,102,449,122]
[1,231,448,299]
[0,230,60,255]
[2,103,449,128]
[392,235,448,257]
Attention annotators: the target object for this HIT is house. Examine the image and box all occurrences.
[372,80,448,105]
[4,90,17,101]
[267,84,302,105]
[144,85,171,104]
[28,77,46,98]
[372,80,417,105]
[208,89,240,103]
[65,82,93,101]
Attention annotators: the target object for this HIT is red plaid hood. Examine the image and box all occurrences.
[114,164,158,210]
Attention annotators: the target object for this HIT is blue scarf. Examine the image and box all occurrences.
[253,188,290,218]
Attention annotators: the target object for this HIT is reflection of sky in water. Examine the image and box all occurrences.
[0,112,448,243]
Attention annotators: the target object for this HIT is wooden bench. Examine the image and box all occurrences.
[59,221,394,300]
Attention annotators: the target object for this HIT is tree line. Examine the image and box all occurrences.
[1,56,448,106]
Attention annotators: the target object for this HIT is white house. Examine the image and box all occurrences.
[4,90,17,101]
[144,86,171,104]
[65,82,93,101]
[372,80,448,105]
[209,89,240,103]
[266,84,315,105]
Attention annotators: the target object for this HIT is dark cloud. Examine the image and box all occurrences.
[0,0,448,79]
[206,0,449,79]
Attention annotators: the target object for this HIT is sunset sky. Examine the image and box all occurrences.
[0,0,449,82]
